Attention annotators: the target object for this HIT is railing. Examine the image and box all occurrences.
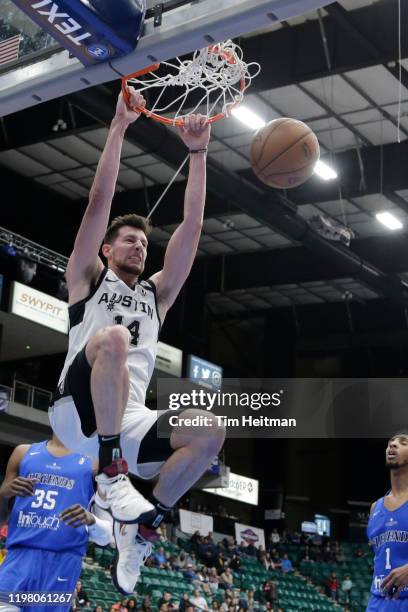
[13,380,52,412]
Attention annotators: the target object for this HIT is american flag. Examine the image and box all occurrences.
[0,34,21,67]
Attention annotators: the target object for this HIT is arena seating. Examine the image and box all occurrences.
[0,531,372,610]
[76,537,353,611]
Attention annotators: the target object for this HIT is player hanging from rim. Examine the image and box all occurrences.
[367,432,408,610]
[0,435,112,612]
[49,87,225,594]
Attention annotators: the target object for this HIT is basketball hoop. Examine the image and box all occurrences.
[121,40,260,126]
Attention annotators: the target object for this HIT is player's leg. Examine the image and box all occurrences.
[36,550,83,612]
[111,408,225,595]
[151,408,225,508]
[85,326,155,522]
[0,548,31,594]
[0,548,42,612]
[51,326,154,523]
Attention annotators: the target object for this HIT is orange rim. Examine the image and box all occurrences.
[121,46,246,126]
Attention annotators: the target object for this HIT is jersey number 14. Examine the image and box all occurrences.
[114,316,140,346]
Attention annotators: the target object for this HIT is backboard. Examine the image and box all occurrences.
[0,0,335,117]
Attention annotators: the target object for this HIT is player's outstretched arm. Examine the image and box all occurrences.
[0,445,31,525]
[60,504,112,546]
[66,88,146,303]
[150,115,210,313]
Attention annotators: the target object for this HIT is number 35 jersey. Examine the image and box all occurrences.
[58,268,161,407]
[7,441,94,554]
[367,496,408,597]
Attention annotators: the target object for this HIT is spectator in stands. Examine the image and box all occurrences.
[260,552,272,571]
[190,589,209,610]
[190,530,202,545]
[238,541,247,556]
[76,581,90,608]
[270,549,282,570]
[237,592,249,610]
[262,580,277,605]
[220,596,234,611]
[113,598,128,612]
[335,545,346,565]
[245,541,257,557]
[246,589,257,610]
[158,593,172,609]
[215,551,226,571]
[183,563,199,582]
[153,546,168,568]
[208,567,221,593]
[185,551,198,567]
[210,602,220,610]
[93,606,104,612]
[341,574,353,603]
[169,554,181,570]
[195,566,213,597]
[203,549,217,567]
[226,539,238,557]
[281,553,293,573]
[257,545,266,563]
[326,571,340,600]
[219,566,234,589]
[136,596,152,612]
[280,530,289,544]
[270,528,280,547]
[127,600,137,610]
[230,553,241,572]
[179,593,193,611]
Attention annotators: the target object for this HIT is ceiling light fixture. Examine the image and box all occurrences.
[376,211,403,230]
[314,160,338,180]
[231,106,266,130]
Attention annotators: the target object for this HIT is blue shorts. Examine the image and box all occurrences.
[0,547,82,612]
[367,596,408,611]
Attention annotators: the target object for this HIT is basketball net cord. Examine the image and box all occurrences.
[124,40,261,218]
[123,40,261,125]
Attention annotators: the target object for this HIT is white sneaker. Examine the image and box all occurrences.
[112,521,152,595]
[95,472,155,524]
[89,494,114,547]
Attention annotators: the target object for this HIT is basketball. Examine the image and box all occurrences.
[250,118,320,189]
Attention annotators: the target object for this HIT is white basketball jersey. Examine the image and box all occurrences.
[59,268,161,406]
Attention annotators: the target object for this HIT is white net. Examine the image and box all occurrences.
[124,40,261,124]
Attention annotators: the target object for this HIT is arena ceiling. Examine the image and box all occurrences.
[1,0,408,317]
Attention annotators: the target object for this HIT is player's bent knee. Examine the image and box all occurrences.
[185,408,226,454]
[98,325,130,360]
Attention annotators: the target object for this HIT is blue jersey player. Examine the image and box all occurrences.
[0,435,111,612]
[367,432,408,610]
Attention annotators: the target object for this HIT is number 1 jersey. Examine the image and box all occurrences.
[7,441,94,555]
[367,496,408,597]
[58,268,161,407]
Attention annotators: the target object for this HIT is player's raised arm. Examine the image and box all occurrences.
[150,115,210,313]
[66,88,146,302]
[0,445,31,525]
